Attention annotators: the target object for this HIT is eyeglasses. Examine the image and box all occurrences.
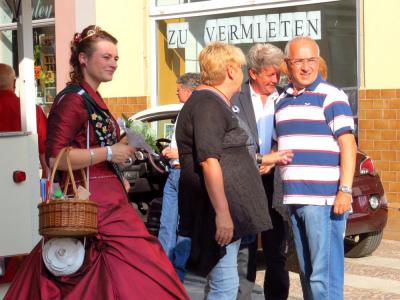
[287,57,319,67]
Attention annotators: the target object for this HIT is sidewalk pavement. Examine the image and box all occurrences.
[184,273,265,300]
[184,239,400,299]
[1,240,399,299]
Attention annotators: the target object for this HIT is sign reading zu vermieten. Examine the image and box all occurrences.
[167,11,321,49]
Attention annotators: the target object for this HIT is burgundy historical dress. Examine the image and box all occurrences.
[4,82,188,300]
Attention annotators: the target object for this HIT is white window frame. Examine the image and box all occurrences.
[149,0,359,108]
[0,18,55,31]
[150,0,339,19]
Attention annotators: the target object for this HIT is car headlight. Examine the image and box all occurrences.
[369,195,379,210]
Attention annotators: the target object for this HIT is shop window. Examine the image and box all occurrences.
[0,0,13,23]
[0,29,12,65]
[156,0,358,115]
[0,0,54,21]
[0,27,55,106]
[5,29,56,106]
[34,27,56,104]
[0,0,55,108]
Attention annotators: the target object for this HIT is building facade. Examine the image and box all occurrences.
[141,0,400,239]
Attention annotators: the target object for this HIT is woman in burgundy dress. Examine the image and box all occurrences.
[4,25,188,300]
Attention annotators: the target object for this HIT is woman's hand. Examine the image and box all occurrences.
[110,143,135,164]
[259,164,274,175]
[200,158,234,247]
[215,211,234,246]
[261,150,293,166]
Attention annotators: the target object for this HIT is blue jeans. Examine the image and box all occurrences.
[205,239,241,300]
[158,168,191,281]
[289,205,348,300]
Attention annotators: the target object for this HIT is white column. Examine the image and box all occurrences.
[17,0,36,133]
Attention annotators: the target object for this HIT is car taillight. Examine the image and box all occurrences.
[360,157,375,175]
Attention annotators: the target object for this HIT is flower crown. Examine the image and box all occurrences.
[73,26,102,45]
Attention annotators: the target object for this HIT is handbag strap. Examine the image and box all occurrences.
[62,168,87,196]
[63,122,98,197]
[47,147,76,202]
[86,120,90,192]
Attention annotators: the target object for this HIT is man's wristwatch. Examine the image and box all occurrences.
[256,153,263,165]
[338,185,352,194]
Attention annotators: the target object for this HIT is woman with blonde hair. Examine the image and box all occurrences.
[175,42,291,299]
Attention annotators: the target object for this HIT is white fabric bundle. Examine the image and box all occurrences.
[42,238,85,276]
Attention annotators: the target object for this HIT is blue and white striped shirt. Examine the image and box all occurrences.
[275,75,355,205]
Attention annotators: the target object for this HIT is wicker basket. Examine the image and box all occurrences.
[38,147,98,237]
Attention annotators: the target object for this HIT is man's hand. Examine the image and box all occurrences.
[335,132,357,214]
[161,146,179,159]
[261,150,293,166]
[215,211,234,246]
[333,191,352,214]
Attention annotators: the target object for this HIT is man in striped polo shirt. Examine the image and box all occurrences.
[275,36,357,300]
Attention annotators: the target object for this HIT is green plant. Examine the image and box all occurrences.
[34,45,41,65]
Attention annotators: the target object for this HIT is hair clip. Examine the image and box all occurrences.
[73,33,82,44]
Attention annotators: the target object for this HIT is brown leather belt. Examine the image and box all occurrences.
[171,164,181,169]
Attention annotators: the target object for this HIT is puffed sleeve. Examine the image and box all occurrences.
[192,95,227,164]
[35,105,47,154]
[46,93,88,160]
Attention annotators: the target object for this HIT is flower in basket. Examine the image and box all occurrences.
[118,114,157,154]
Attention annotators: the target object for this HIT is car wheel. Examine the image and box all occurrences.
[344,230,384,258]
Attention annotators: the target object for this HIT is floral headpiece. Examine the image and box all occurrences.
[73,26,102,45]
